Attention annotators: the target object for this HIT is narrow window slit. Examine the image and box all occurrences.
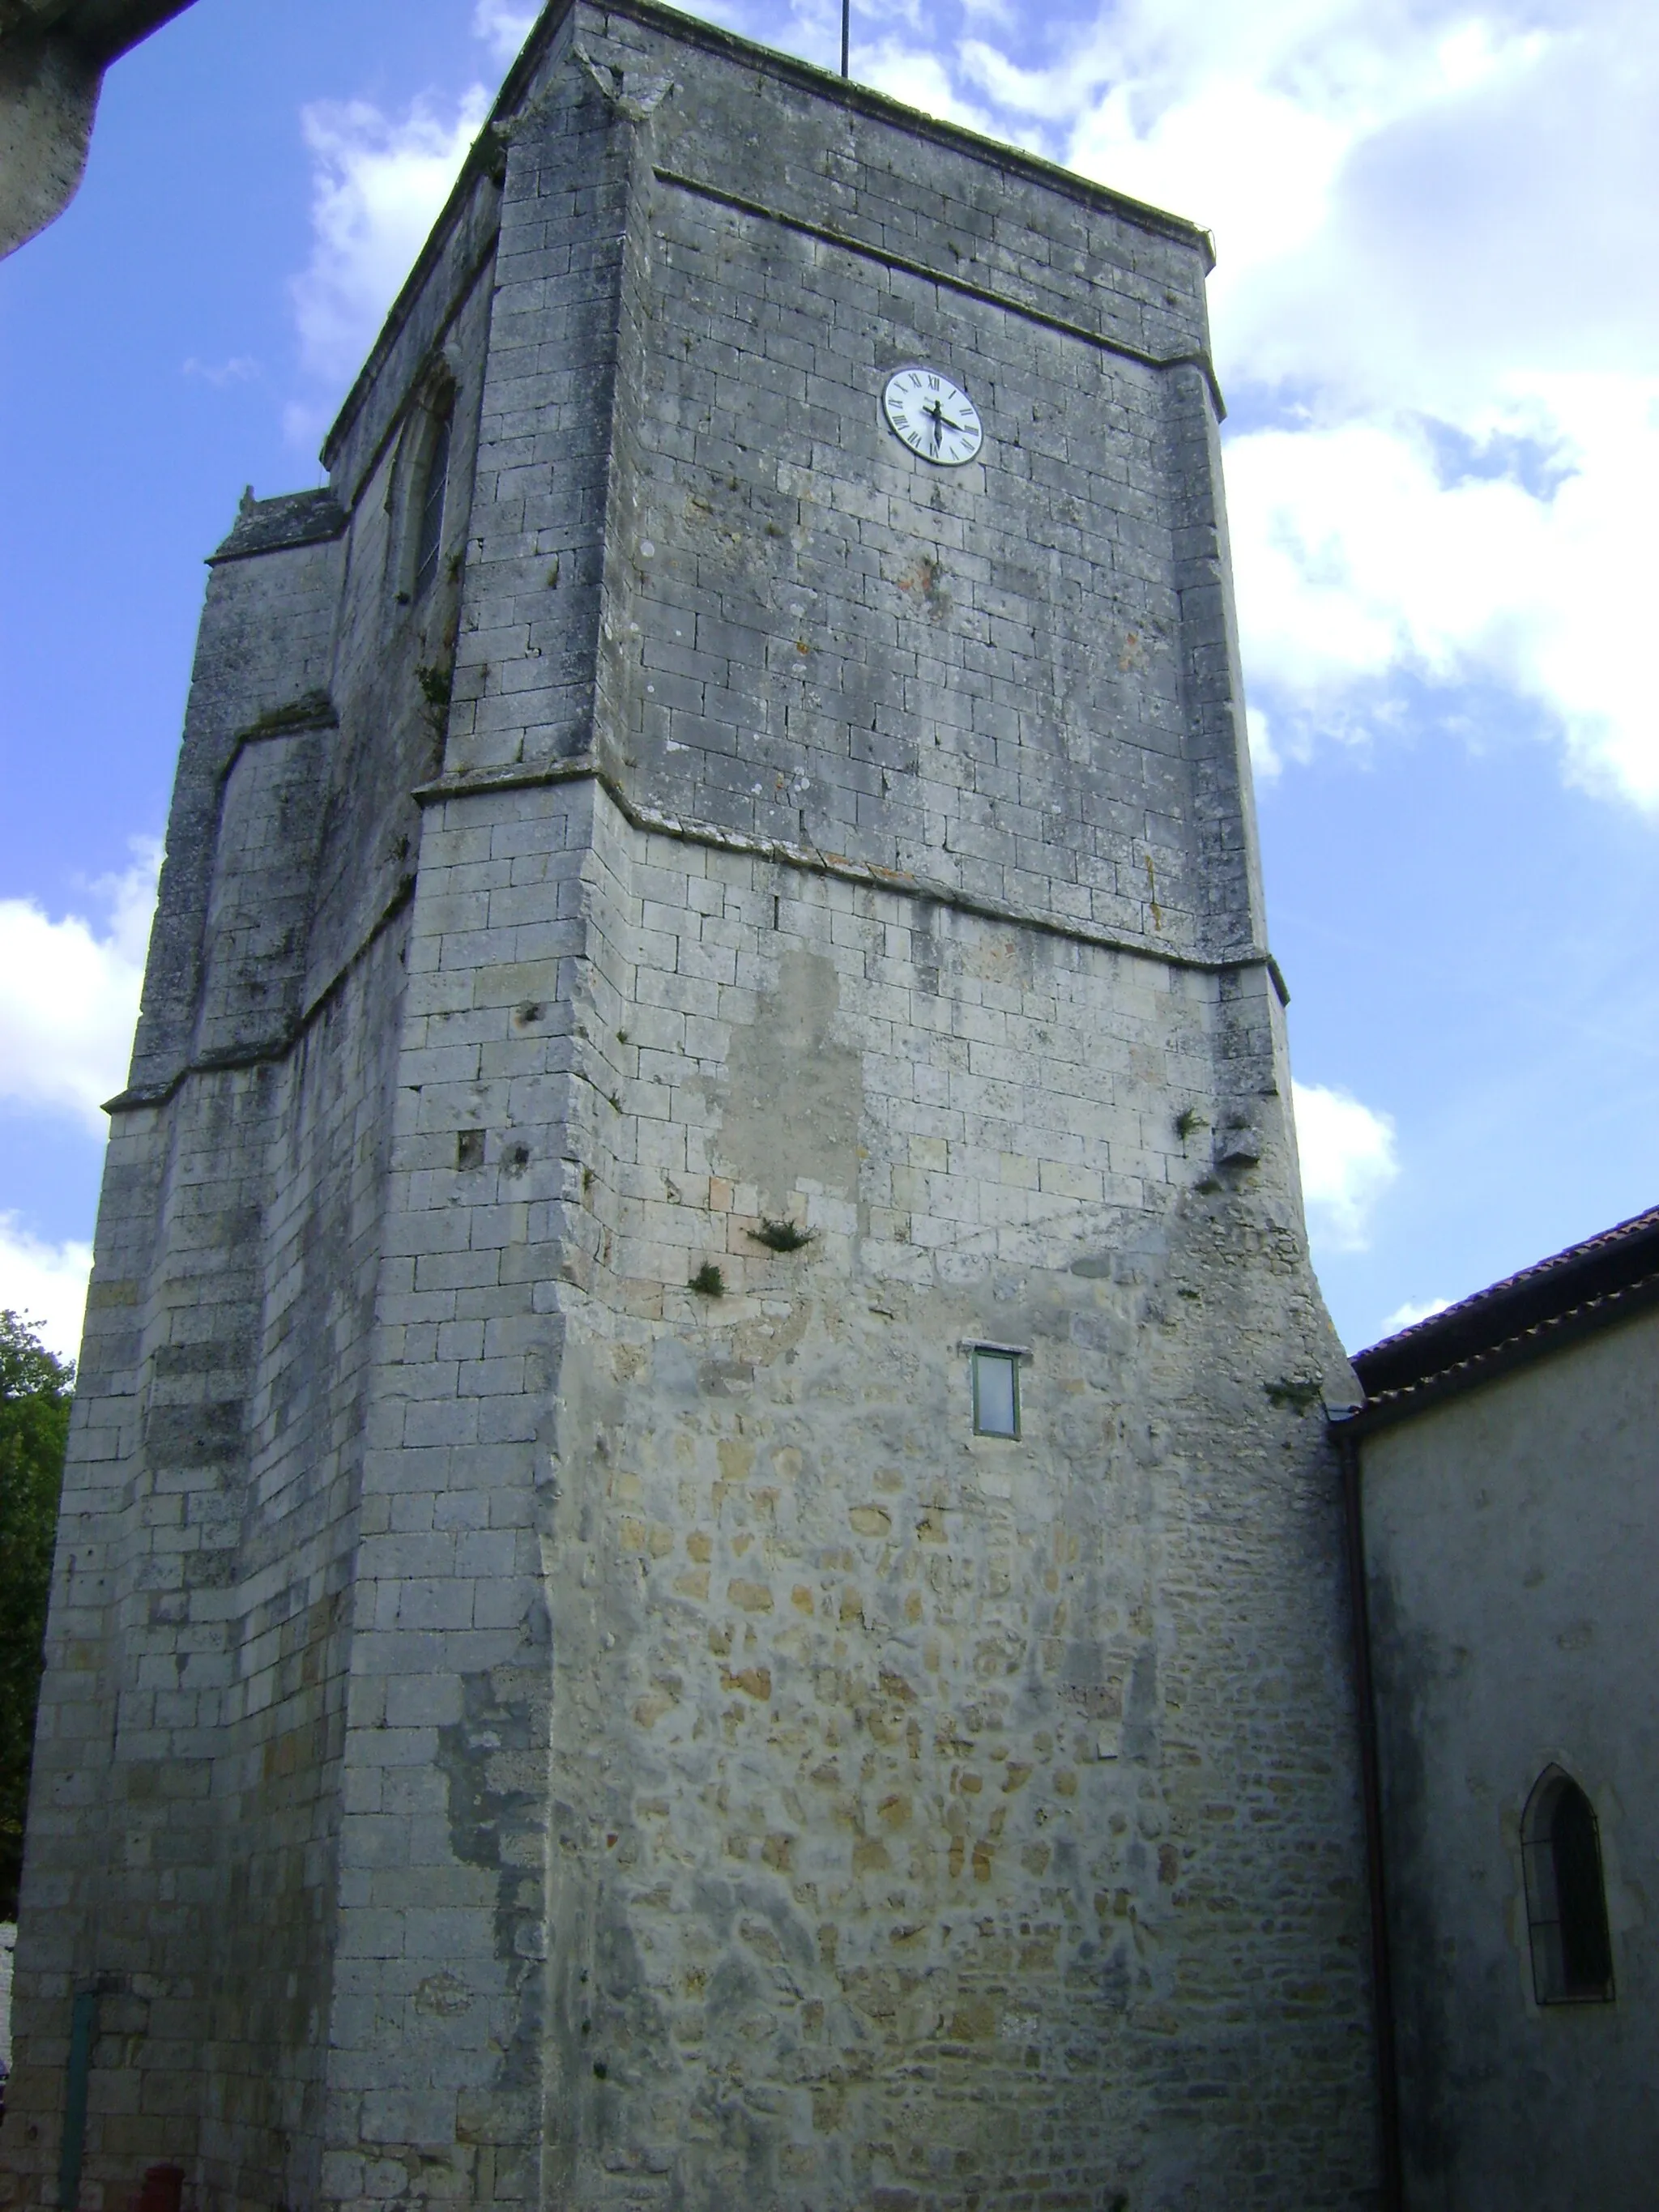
[1523,1767,1615,2004]
[413,403,454,598]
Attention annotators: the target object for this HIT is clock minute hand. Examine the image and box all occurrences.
[923,398,966,451]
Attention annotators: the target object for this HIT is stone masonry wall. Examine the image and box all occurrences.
[550,791,1377,2210]
[447,9,1257,972]
[5,87,510,2202]
[303,749,1375,2207]
[4,932,414,2211]
[3,288,496,2212]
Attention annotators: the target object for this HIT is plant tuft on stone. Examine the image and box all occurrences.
[1265,1375,1324,1415]
[747,1218,813,1252]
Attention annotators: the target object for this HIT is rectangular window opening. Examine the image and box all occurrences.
[971,1348,1020,1438]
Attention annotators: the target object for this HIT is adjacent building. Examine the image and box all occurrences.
[1343,1204,1659,2210]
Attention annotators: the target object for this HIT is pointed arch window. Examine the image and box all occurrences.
[1522,1767,1614,2005]
[412,399,454,598]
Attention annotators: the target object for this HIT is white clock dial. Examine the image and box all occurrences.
[882,367,983,466]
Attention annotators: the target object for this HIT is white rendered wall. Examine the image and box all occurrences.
[1362,1304,1659,2210]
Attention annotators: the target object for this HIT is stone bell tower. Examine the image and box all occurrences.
[5,4,1380,2207]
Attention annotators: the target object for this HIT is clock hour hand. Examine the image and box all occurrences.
[923,396,964,450]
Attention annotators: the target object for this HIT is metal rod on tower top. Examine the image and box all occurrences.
[840,0,849,77]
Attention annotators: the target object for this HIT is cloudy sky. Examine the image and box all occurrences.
[2,0,1656,1362]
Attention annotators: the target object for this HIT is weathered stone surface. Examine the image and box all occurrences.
[0,0,197,258]
[4,6,1378,2207]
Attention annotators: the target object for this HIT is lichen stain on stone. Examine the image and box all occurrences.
[414,1972,474,2018]
[716,947,861,1206]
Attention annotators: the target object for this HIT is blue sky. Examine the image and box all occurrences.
[2,0,1657,1360]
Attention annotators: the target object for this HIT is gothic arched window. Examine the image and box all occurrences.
[412,398,454,598]
[1522,1767,1614,2005]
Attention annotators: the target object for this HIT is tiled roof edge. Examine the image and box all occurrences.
[1346,1204,1659,1427]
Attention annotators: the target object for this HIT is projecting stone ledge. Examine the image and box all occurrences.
[0,0,198,258]
[208,488,350,564]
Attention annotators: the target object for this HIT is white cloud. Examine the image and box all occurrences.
[0,1217,92,1369]
[1292,1078,1399,1252]
[0,844,160,1135]
[1245,704,1281,780]
[1380,1294,1452,1335]
[290,86,493,395]
[1206,13,1655,413]
[1226,380,1659,802]
[860,45,1000,133]
[183,354,261,386]
[472,0,539,63]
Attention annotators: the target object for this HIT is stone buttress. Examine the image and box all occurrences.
[4,5,1381,2209]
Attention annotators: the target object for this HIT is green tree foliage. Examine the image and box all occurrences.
[0,1311,72,1920]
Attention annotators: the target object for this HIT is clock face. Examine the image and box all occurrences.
[882,367,983,466]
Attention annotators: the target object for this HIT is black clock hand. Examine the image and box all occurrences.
[923,397,969,448]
